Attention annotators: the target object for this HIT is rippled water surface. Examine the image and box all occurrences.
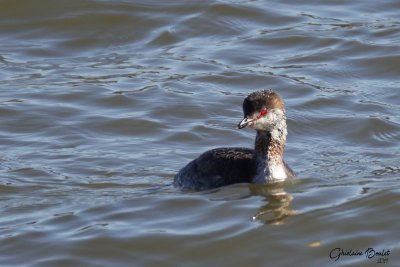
[1,0,400,266]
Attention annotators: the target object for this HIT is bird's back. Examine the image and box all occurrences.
[174,147,257,190]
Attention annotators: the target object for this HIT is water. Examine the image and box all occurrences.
[1,0,400,266]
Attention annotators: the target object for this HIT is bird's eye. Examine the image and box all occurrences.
[260,107,267,116]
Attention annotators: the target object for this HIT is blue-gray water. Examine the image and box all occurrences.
[1,0,399,266]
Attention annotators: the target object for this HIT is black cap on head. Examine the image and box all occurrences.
[242,89,284,117]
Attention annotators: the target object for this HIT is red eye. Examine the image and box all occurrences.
[260,107,267,116]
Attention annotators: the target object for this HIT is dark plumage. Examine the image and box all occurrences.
[174,148,257,190]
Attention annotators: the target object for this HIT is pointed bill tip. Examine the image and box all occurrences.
[237,117,249,129]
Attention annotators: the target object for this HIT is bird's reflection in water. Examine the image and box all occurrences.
[249,183,297,225]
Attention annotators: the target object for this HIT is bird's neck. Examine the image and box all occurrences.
[253,121,287,181]
[254,131,285,160]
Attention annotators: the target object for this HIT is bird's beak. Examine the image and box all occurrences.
[237,117,250,129]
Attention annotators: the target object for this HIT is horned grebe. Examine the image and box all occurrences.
[174,89,294,190]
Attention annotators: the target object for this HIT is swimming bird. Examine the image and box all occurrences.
[174,89,294,190]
